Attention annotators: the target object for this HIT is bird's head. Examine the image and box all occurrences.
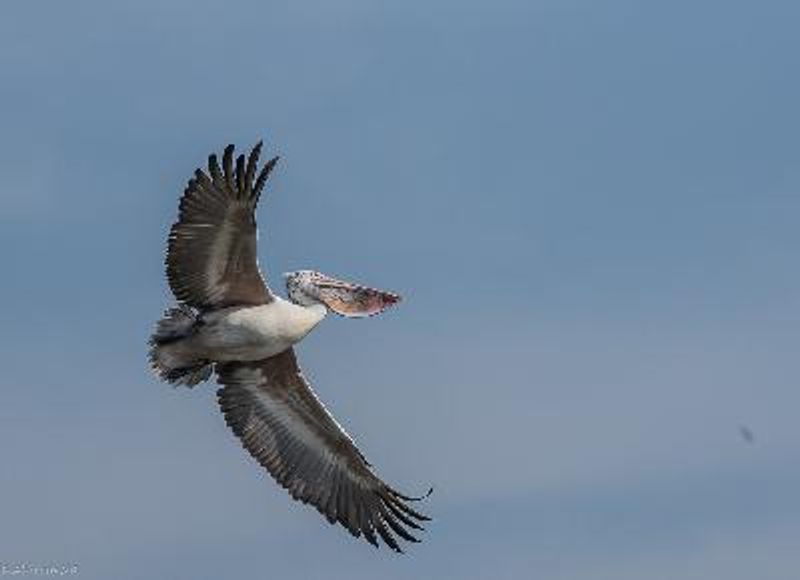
[284,270,401,317]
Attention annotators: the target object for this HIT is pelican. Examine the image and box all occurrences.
[148,142,430,552]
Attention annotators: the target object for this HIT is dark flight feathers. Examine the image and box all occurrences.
[166,143,279,310]
[216,348,431,552]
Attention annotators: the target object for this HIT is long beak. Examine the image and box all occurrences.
[311,273,401,318]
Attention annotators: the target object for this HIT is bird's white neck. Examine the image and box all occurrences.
[302,302,328,326]
[286,300,327,342]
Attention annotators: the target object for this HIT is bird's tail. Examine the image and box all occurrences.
[148,305,212,387]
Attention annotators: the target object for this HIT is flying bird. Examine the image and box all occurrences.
[149,142,430,552]
[739,424,755,444]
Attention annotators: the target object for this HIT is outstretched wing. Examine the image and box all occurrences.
[166,142,279,310]
[216,348,431,552]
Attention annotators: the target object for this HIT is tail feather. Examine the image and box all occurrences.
[149,306,212,387]
[150,305,196,345]
[160,358,213,386]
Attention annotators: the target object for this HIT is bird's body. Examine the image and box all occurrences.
[156,299,327,367]
[148,142,429,552]
[204,300,328,360]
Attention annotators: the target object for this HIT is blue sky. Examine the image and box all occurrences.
[2,0,799,578]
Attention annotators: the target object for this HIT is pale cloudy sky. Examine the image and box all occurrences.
[1,1,799,578]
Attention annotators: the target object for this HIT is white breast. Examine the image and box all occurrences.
[200,298,327,361]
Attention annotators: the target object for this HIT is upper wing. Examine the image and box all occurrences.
[166,142,279,310]
[216,349,431,552]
